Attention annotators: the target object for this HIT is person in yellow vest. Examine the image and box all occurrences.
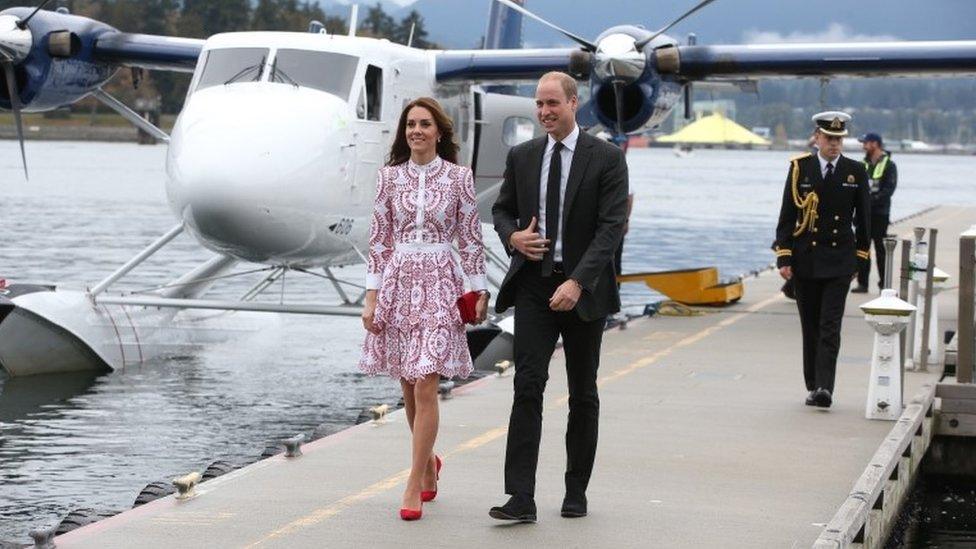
[853,132,898,293]
[773,111,871,408]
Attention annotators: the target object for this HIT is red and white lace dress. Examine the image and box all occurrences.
[358,156,487,382]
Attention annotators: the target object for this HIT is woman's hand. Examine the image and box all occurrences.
[362,290,381,334]
[475,291,489,324]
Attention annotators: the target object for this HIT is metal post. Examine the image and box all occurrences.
[883,237,897,290]
[959,232,976,383]
[905,228,926,369]
[918,229,938,372]
[899,238,912,378]
[89,223,184,297]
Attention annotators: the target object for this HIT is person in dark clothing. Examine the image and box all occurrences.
[853,132,897,293]
[773,111,871,409]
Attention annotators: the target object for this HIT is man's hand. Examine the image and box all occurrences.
[509,216,549,261]
[550,279,582,311]
[779,266,793,280]
[362,290,381,334]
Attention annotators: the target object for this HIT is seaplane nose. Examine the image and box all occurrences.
[165,83,355,260]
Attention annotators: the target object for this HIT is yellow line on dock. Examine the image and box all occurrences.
[247,291,785,546]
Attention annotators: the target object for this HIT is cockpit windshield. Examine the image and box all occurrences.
[270,49,359,98]
[196,48,270,91]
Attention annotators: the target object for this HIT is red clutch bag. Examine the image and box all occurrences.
[457,291,480,324]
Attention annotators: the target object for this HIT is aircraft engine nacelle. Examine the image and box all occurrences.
[578,26,683,134]
[0,7,117,113]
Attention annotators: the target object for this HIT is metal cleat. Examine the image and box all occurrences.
[494,360,512,376]
[282,434,305,458]
[29,527,56,549]
[438,380,455,400]
[172,472,202,500]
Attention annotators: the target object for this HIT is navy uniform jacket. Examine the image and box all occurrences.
[774,152,871,279]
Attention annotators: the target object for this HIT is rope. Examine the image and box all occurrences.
[655,301,706,317]
[790,157,819,237]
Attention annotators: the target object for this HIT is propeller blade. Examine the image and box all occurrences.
[635,0,717,50]
[493,0,597,52]
[2,61,28,180]
[612,80,626,136]
[17,0,55,29]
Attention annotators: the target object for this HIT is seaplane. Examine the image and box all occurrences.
[1,0,975,377]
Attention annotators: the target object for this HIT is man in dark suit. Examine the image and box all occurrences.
[489,71,629,522]
[774,111,871,409]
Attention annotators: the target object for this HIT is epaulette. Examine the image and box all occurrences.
[789,152,813,162]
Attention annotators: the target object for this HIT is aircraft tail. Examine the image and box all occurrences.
[483,0,523,50]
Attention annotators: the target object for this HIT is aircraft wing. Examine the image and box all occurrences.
[93,32,205,73]
[671,41,976,80]
[435,48,577,82]
[436,40,976,83]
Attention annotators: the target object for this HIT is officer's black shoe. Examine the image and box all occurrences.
[489,495,537,523]
[805,391,817,406]
[560,492,588,518]
[851,285,869,294]
[813,388,833,408]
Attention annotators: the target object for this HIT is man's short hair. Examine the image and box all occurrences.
[539,71,578,101]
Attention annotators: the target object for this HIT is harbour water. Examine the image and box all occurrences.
[1,141,975,544]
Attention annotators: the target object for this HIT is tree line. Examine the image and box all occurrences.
[700,78,976,145]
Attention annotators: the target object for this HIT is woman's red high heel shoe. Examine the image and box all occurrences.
[399,505,423,521]
[420,455,442,502]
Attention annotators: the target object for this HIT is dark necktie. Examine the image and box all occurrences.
[541,141,564,277]
[825,162,834,180]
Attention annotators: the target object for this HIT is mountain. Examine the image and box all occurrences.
[320,0,976,49]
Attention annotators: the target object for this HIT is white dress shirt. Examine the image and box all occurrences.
[538,124,579,262]
[817,152,841,178]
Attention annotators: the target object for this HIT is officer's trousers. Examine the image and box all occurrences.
[793,275,851,393]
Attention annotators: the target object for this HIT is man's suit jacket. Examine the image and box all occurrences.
[774,152,871,279]
[492,130,629,322]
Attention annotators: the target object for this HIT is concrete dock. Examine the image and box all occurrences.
[54,206,973,548]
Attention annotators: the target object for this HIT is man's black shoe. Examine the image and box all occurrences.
[489,495,537,523]
[813,388,832,408]
[851,285,869,294]
[560,493,588,518]
[805,391,817,406]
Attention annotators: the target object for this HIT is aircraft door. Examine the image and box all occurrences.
[352,64,385,206]
[472,92,541,220]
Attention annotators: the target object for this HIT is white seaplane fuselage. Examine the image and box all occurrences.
[0,31,538,376]
[168,31,528,267]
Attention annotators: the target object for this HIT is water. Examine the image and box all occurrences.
[1,141,975,543]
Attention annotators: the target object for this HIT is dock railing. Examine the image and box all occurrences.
[814,384,937,549]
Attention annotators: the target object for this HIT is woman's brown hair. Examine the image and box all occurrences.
[386,97,459,166]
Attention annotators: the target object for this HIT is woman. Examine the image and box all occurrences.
[358,97,489,521]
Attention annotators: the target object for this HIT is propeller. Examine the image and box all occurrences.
[1,60,27,179]
[0,14,34,179]
[635,0,717,50]
[16,0,55,30]
[494,0,597,52]
[492,0,718,137]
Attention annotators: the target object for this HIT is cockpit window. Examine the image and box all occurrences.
[196,48,269,91]
[270,49,359,98]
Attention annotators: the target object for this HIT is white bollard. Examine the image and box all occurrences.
[913,267,950,369]
[861,289,916,420]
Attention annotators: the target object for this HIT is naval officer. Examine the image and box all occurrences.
[773,111,871,408]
